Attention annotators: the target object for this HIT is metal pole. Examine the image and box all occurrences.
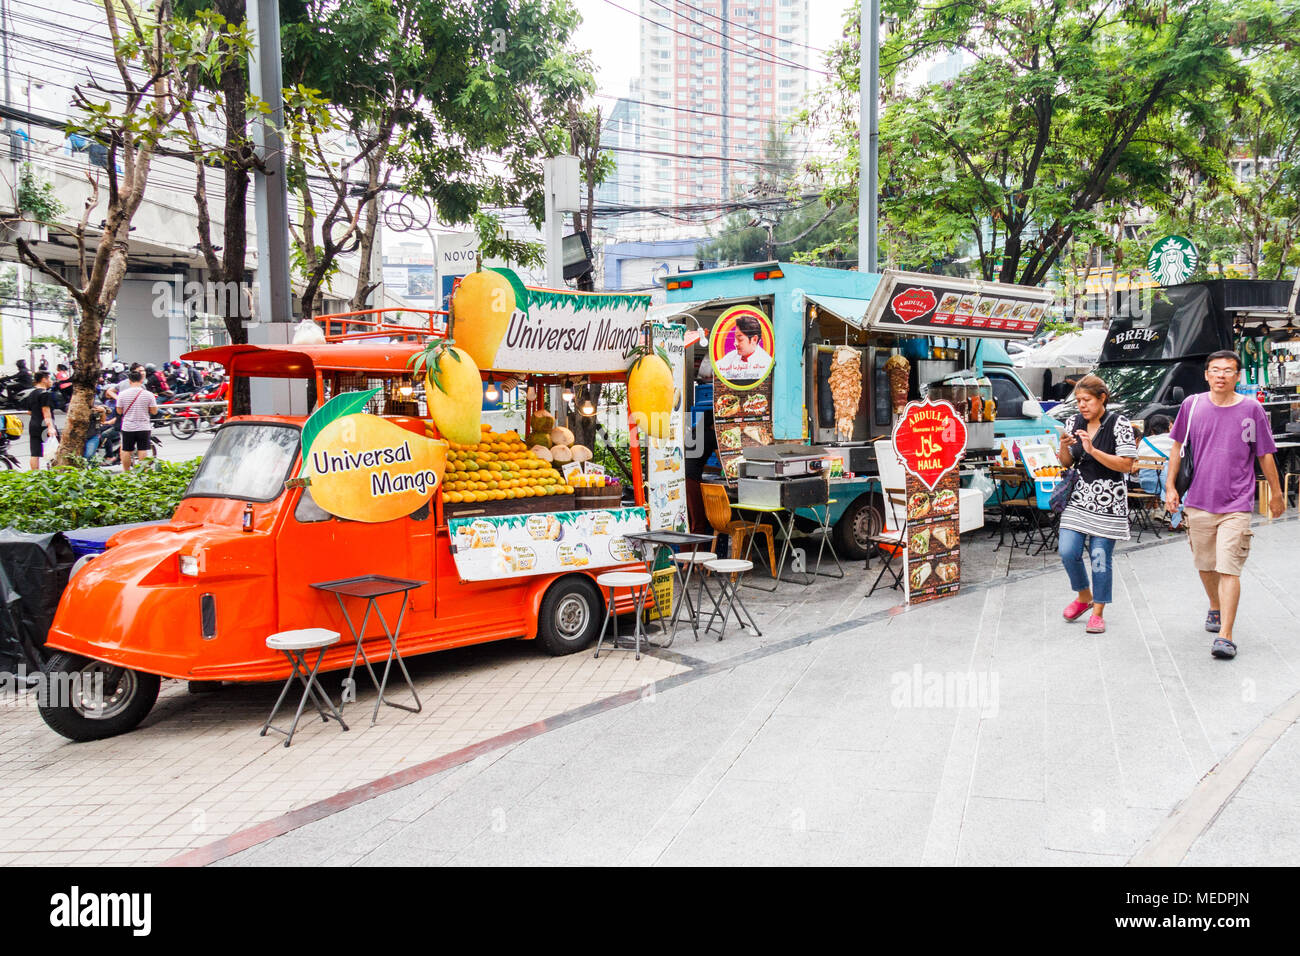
[544,159,563,288]
[248,0,292,324]
[858,0,879,273]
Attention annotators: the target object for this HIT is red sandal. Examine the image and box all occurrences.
[1063,600,1090,622]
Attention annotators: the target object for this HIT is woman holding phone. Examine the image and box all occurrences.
[1056,375,1138,634]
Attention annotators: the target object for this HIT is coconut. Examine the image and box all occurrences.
[569,444,593,464]
[531,410,556,432]
[550,444,574,464]
[549,425,575,447]
[529,444,554,462]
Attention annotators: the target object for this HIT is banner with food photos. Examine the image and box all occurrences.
[903,471,962,604]
[446,507,648,581]
[648,322,687,531]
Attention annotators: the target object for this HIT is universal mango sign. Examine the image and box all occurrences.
[452,267,651,373]
[298,389,448,523]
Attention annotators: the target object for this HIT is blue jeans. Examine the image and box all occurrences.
[1058,528,1116,605]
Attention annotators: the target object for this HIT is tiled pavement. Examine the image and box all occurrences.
[4,514,1296,866]
[220,517,1299,867]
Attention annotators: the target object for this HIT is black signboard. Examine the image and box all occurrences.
[863,271,1053,340]
[1100,284,1232,364]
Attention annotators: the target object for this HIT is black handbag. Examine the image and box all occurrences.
[1174,395,1198,496]
[1049,466,1079,513]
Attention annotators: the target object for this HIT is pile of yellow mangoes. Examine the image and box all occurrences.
[439,424,570,504]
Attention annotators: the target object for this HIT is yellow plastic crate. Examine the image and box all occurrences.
[645,567,676,622]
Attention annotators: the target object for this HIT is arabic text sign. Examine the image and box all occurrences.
[446,507,649,581]
[891,400,967,492]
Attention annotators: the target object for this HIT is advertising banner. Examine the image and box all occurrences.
[298,389,448,523]
[451,268,652,374]
[862,270,1053,339]
[712,304,776,483]
[892,399,967,604]
[648,322,687,531]
[446,507,649,581]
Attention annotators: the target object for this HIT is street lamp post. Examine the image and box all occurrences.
[858,0,880,274]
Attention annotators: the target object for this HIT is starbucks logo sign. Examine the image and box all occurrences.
[1147,235,1198,286]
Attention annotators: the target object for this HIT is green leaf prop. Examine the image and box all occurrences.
[298,387,381,475]
[486,266,531,312]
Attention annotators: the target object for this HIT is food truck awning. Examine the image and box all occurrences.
[183,342,422,377]
[860,270,1053,340]
[804,293,870,329]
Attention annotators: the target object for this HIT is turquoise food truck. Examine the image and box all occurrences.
[663,262,1063,558]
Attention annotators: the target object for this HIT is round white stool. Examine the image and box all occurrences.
[260,628,349,747]
[594,571,654,661]
[670,551,717,642]
[701,559,762,641]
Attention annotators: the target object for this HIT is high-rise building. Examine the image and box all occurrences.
[635,0,810,216]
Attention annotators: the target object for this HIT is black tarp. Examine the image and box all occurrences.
[1101,285,1231,364]
[0,530,75,673]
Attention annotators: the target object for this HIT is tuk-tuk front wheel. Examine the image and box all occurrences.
[835,494,885,561]
[536,577,602,655]
[38,652,161,742]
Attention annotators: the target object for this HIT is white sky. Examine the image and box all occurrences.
[572,0,851,100]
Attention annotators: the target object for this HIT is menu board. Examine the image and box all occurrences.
[862,271,1052,339]
[447,507,648,581]
[903,471,961,604]
[714,377,775,483]
[648,322,687,530]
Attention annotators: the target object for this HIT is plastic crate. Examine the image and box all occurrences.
[645,567,676,622]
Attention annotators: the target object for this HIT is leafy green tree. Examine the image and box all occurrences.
[15,0,251,464]
[800,0,1299,285]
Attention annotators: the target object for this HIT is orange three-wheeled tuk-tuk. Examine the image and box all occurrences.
[37,333,651,741]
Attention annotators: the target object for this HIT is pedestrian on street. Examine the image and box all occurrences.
[1056,374,1138,634]
[1165,350,1285,659]
[26,371,58,470]
[115,368,157,471]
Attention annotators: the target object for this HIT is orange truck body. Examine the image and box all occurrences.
[44,342,650,682]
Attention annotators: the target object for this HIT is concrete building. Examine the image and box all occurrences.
[635,0,809,215]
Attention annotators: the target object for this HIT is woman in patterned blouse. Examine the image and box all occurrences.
[1056,374,1137,634]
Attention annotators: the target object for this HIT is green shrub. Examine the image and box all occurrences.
[0,459,201,533]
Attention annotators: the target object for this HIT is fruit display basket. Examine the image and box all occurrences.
[572,487,623,510]
[442,491,575,521]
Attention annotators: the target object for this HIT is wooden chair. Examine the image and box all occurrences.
[699,482,776,576]
[1129,455,1167,540]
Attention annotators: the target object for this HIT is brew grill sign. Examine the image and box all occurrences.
[1147,235,1198,286]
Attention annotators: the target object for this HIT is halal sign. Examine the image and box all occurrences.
[891,287,937,323]
[1147,235,1199,286]
[891,400,967,491]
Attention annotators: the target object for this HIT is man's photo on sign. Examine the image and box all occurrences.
[715,314,772,382]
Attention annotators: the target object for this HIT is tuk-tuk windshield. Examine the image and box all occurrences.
[186,423,301,502]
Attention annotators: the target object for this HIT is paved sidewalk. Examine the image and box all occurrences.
[218,518,1300,867]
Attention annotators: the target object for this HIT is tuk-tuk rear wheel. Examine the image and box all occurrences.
[536,577,602,656]
[835,494,885,561]
[37,652,161,742]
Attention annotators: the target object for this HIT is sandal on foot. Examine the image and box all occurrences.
[1211,637,1237,659]
[1205,609,1221,633]
[1086,614,1106,634]
[1063,600,1090,622]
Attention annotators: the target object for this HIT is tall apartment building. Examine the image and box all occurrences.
[634,0,809,217]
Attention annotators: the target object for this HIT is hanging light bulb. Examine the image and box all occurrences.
[484,377,500,403]
[578,388,596,417]
[561,378,575,402]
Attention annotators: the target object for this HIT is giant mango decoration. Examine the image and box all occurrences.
[627,346,675,441]
[411,339,483,446]
[300,391,447,523]
[451,267,526,370]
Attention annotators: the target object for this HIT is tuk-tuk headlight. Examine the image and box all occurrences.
[179,554,200,577]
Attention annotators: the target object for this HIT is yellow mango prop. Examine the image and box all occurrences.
[425,344,483,445]
[306,414,447,523]
[452,269,516,369]
[628,352,675,440]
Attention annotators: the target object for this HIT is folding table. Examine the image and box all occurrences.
[621,530,715,645]
[310,575,425,724]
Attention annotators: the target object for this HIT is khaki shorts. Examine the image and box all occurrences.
[1184,508,1253,576]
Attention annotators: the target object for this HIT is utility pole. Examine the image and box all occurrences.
[858,0,879,273]
[544,155,580,288]
[720,0,729,200]
[247,0,301,412]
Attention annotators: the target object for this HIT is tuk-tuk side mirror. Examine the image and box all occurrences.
[1170,386,1186,403]
[1021,399,1044,418]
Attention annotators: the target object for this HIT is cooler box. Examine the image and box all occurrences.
[1033,479,1060,511]
[958,488,985,533]
[64,520,169,558]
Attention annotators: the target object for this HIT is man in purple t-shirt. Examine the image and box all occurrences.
[1166,351,1284,660]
